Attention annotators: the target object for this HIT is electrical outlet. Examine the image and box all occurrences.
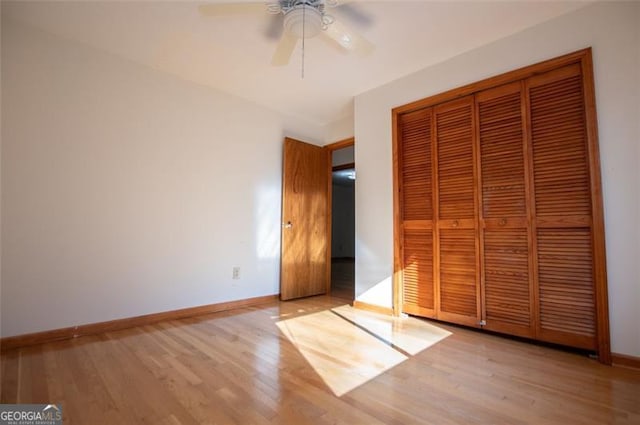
[232,267,240,280]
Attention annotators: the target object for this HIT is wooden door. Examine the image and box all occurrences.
[280,138,328,301]
[434,96,481,327]
[397,108,435,317]
[476,82,535,338]
[526,64,598,350]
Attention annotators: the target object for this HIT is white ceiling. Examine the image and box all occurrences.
[2,1,589,127]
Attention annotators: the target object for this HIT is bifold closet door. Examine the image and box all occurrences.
[476,82,536,338]
[527,64,598,350]
[434,96,481,327]
[397,108,435,317]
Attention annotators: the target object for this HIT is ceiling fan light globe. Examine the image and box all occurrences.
[284,5,322,39]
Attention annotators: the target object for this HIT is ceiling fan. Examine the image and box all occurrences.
[198,0,374,67]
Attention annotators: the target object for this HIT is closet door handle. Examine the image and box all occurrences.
[283,221,293,229]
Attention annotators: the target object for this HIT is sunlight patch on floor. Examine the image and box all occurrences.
[276,306,451,396]
[276,310,406,396]
[332,305,452,356]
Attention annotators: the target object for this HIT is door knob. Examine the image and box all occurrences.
[283,221,293,229]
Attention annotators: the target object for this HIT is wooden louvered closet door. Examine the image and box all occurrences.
[526,64,598,350]
[434,96,481,327]
[393,49,608,361]
[397,108,435,317]
[476,82,535,338]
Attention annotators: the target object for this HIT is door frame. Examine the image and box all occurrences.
[324,137,355,295]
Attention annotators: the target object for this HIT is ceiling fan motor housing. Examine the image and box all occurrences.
[284,4,323,38]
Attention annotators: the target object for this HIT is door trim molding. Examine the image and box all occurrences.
[326,137,355,151]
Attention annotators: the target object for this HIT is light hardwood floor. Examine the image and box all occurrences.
[1,296,639,424]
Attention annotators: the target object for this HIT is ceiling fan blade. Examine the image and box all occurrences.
[198,3,266,16]
[264,13,284,40]
[271,33,298,66]
[324,18,374,56]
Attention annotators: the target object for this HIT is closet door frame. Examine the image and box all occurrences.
[391,48,610,364]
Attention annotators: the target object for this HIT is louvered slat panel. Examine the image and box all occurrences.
[400,109,432,221]
[439,229,477,317]
[436,103,475,219]
[478,91,526,218]
[477,84,533,337]
[484,230,530,327]
[530,75,591,217]
[402,229,434,313]
[537,228,596,347]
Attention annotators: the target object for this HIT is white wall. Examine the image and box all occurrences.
[0,19,327,337]
[0,4,4,338]
[354,2,640,357]
[636,4,640,357]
